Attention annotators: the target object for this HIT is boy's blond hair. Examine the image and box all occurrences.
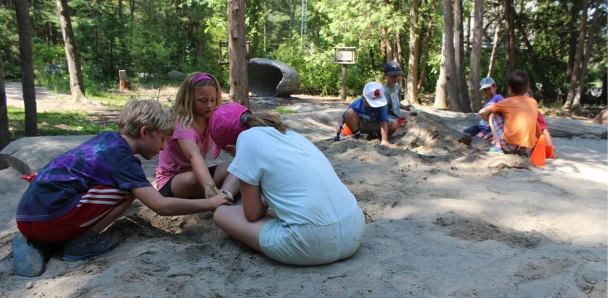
[172,72,223,130]
[118,99,175,138]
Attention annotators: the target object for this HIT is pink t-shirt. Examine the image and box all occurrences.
[155,122,214,190]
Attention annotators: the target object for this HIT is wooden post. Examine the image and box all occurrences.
[227,0,249,107]
[333,47,356,101]
[341,65,348,101]
[119,70,130,91]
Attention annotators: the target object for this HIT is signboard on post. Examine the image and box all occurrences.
[333,47,356,100]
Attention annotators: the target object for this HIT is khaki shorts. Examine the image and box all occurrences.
[359,121,381,134]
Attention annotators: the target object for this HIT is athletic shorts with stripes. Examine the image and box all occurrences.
[490,113,530,155]
[17,185,131,242]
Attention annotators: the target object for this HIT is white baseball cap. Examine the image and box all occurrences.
[479,77,496,91]
[362,82,387,108]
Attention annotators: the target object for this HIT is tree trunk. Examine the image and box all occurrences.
[503,0,515,94]
[227,0,249,107]
[572,1,601,111]
[56,0,87,103]
[383,27,393,61]
[487,3,502,78]
[370,49,378,81]
[516,12,556,102]
[468,0,483,112]
[563,0,587,111]
[437,0,461,112]
[434,33,448,109]
[405,0,420,106]
[417,1,437,98]
[0,55,9,150]
[566,1,581,84]
[453,0,470,112]
[15,0,37,137]
[599,72,607,105]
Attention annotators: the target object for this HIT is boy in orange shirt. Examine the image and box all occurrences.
[479,70,542,154]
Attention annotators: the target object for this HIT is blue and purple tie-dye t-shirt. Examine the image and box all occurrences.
[16,132,151,222]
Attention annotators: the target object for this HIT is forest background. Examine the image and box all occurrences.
[0,0,606,147]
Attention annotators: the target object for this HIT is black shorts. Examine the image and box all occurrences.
[158,165,217,198]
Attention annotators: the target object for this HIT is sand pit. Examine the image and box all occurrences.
[0,104,606,297]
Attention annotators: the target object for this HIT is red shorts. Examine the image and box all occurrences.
[17,186,132,242]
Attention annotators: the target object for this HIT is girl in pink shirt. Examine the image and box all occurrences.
[156,72,240,200]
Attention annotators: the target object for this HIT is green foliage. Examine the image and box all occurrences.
[272,106,297,115]
[0,0,604,106]
[6,106,117,141]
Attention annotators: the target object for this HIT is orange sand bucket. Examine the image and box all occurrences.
[529,135,547,167]
[342,123,353,136]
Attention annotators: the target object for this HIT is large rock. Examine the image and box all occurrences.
[423,109,608,140]
[248,58,300,97]
[0,135,94,175]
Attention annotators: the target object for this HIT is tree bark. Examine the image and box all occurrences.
[15,0,37,137]
[435,0,461,112]
[56,0,87,103]
[572,0,601,111]
[487,4,502,78]
[370,49,378,81]
[417,1,437,98]
[516,12,556,102]
[405,0,420,106]
[0,55,9,150]
[453,0,470,112]
[227,0,249,107]
[563,0,587,111]
[434,33,448,109]
[566,1,582,84]
[468,0,483,112]
[503,0,515,93]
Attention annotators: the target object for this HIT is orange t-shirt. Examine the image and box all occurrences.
[489,95,541,148]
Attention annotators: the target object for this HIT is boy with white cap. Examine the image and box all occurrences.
[463,77,504,139]
[336,81,393,148]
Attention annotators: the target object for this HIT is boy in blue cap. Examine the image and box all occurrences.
[383,61,413,132]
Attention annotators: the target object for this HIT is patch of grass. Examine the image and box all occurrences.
[7,106,117,141]
[272,106,297,115]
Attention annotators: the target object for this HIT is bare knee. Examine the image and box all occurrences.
[388,120,399,134]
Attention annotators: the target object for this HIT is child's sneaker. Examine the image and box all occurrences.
[62,231,122,262]
[352,131,362,139]
[11,233,45,277]
[484,145,504,154]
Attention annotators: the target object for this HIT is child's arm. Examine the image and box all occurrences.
[399,103,411,111]
[133,186,233,215]
[239,180,267,222]
[336,114,345,134]
[178,139,215,198]
[380,121,393,148]
[479,106,492,122]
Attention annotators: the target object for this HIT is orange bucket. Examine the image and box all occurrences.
[529,135,547,167]
[342,123,353,136]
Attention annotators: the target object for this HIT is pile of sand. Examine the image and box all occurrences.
[0,104,606,297]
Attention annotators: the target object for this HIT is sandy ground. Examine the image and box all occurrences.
[0,88,607,297]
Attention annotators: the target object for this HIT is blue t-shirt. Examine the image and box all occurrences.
[345,97,389,123]
[16,132,151,222]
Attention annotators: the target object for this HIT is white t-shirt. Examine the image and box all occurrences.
[228,127,359,226]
